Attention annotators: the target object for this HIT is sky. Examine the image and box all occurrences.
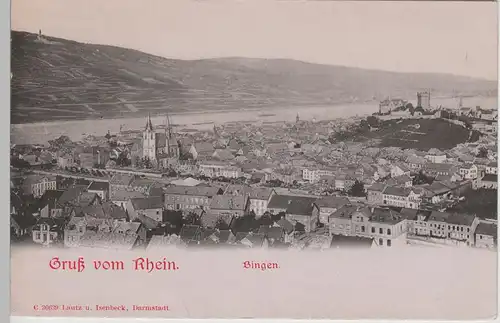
[11,0,498,80]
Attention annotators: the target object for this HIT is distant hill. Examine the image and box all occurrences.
[11,31,497,124]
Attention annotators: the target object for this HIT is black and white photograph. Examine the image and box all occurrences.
[9,0,498,320]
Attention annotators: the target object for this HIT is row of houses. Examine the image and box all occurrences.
[329,204,497,249]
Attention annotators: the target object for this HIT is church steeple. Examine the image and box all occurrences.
[145,113,154,131]
[296,113,300,123]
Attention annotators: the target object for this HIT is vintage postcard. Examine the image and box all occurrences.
[10,0,498,320]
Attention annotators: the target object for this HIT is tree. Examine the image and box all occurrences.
[366,116,380,128]
[476,147,489,158]
[258,213,274,226]
[348,180,366,197]
[215,217,230,230]
[184,212,201,226]
[413,171,434,185]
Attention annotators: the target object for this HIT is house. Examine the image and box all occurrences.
[314,196,350,225]
[276,218,295,243]
[390,164,411,178]
[330,235,374,249]
[445,213,479,246]
[459,164,478,180]
[474,222,497,249]
[406,155,427,170]
[476,174,498,190]
[179,225,203,244]
[126,196,164,222]
[486,162,497,175]
[237,232,269,249]
[68,221,146,250]
[302,168,336,183]
[57,153,74,168]
[387,174,413,188]
[32,217,66,246]
[367,207,407,247]
[146,235,186,251]
[379,98,407,114]
[257,225,286,245]
[209,195,249,219]
[224,185,275,217]
[198,161,241,179]
[22,175,57,198]
[10,213,37,238]
[267,195,319,233]
[164,186,223,211]
[425,150,447,164]
[383,186,415,208]
[87,181,110,201]
[366,183,386,205]
[423,163,456,177]
[329,204,362,236]
[189,142,215,160]
[110,189,146,209]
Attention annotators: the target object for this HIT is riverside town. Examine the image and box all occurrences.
[10,31,498,253]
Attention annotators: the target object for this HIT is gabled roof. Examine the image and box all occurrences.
[209,195,247,211]
[475,222,497,237]
[314,196,350,209]
[446,213,476,226]
[130,196,163,210]
[370,207,404,224]
[88,181,109,191]
[276,218,294,234]
[428,211,452,223]
[110,173,137,186]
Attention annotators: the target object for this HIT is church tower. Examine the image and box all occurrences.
[165,113,179,158]
[142,114,157,161]
[296,113,300,123]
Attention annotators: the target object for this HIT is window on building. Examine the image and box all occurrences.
[361,226,365,232]
[387,239,392,247]
[387,228,392,235]
[371,227,375,233]
[379,228,383,234]
[35,232,41,240]
[379,238,383,246]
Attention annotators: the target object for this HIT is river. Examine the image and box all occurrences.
[10,96,497,145]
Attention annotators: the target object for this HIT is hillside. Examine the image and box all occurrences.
[11,31,497,124]
[343,118,480,150]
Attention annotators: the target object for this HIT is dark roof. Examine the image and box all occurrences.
[475,222,497,237]
[130,196,163,210]
[267,195,317,216]
[428,211,452,223]
[314,196,350,209]
[482,174,498,182]
[179,225,202,243]
[134,214,159,230]
[257,225,284,240]
[330,235,374,248]
[209,195,247,211]
[88,181,109,191]
[11,213,37,229]
[276,218,294,234]
[446,213,476,226]
[370,207,404,224]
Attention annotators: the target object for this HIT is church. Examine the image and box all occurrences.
[142,114,180,167]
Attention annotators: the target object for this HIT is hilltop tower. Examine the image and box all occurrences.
[416,90,431,110]
[142,113,157,161]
